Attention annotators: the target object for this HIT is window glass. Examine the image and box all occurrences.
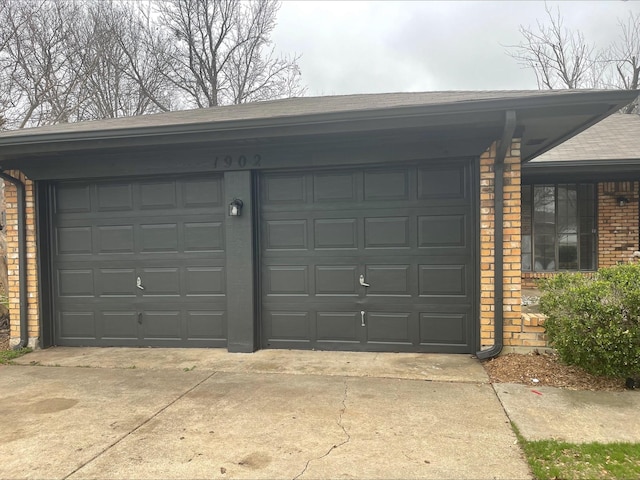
[578,184,596,270]
[533,186,556,271]
[521,185,532,271]
[521,183,596,272]
[558,185,578,270]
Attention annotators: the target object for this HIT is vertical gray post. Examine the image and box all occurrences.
[224,170,256,352]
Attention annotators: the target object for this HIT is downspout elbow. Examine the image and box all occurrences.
[0,171,28,350]
[476,110,517,360]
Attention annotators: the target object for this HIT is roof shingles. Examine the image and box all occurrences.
[532,113,640,162]
[0,90,614,139]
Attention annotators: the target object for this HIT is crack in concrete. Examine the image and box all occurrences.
[292,380,351,480]
[62,371,217,480]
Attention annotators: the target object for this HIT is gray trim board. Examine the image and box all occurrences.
[225,170,257,353]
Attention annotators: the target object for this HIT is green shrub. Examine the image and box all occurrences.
[539,263,640,378]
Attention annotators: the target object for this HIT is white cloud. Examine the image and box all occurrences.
[271,1,640,95]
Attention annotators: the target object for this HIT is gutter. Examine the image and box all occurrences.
[0,171,28,349]
[476,110,516,360]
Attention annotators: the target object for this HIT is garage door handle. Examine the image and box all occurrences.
[359,275,370,287]
[138,312,143,325]
[136,276,145,290]
[360,311,366,327]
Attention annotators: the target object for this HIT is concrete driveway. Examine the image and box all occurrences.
[1,348,531,479]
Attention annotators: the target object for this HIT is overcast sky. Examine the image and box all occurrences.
[271,1,640,96]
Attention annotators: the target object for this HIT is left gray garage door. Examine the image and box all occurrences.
[52,175,227,347]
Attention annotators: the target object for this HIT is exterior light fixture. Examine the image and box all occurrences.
[228,199,243,216]
[617,196,629,207]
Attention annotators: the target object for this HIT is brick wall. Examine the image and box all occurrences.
[479,139,533,350]
[4,171,39,348]
[598,181,639,267]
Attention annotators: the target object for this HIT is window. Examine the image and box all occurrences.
[521,184,596,272]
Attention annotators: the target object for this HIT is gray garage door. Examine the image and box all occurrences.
[52,175,227,347]
[260,160,476,353]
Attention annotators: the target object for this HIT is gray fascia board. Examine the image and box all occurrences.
[0,109,504,158]
[524,158,640,173]
[0,89,636,158]
[523,159,640,182]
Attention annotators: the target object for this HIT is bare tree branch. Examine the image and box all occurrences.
[0,0,305,129]
[154,0,304,108]
[507,4,598,90]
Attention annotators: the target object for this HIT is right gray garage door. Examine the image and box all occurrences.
[260,160,476,353]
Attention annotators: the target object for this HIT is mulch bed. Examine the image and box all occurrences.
[0,330,9,351]
[483,351,627,391]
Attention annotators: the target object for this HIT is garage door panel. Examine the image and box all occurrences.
[364,170,409,201]
[314,218,358,249]
[418,214,466,247]
[418,164,467,200]
[139,181,177,209]
[315,266,357,295]
[263,174,306,203]
[313,173,357,202]
[57,227,92,255]
[97,183,134,211]
[267,311,310,341]
[419,313,468,346]
[53,175,227,347]
[366,312,412,344]
[56,183,91,213]
[140,268,180,296]
[141,311,181,339]
[58,311,96,339]
[265,220,308,250]
[101,311,138,339]
[98,225,135,254]
[58,269,94,297]
[183,178,223,207]
[364,217,410,248]
[364,265,410,296]
[261,161,476,353]
[187,311,225,340]
[140,224,179,252]
[184,222,224,252]
[185,267,225,296]
[419,265,467,297]
[265,266,309,295]
[316,312,359,342]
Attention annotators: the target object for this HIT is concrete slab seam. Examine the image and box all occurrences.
[490,382,534,477]
[61,371,218,480]
[490,382,517,429]
[292,379,351,480]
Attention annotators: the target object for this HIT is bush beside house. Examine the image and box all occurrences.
[539,263,640,378]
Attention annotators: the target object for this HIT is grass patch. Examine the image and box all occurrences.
[0,347,32,364]
[513,424,640,479]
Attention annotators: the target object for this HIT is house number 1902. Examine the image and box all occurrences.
[213,154,261,169]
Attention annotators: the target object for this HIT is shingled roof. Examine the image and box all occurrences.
[0,90,605,138]
[532,113,640,162]
[0,89,637,166]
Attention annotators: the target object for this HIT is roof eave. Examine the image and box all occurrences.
[0,90,636,160]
